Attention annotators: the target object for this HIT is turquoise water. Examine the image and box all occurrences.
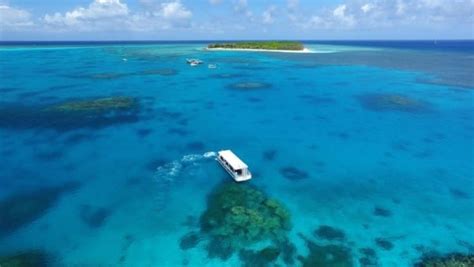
[0,42,473,266]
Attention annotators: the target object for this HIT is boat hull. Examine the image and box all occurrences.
[217,157,252,182]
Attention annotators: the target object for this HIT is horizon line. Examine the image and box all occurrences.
[1,39,473,43]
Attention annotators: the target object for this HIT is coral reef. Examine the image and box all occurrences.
[48,96,137,113]
[140,69,178,76]
[0,250,50,267]
[375,238,394,250]
[415,253,474,267]
[356,93,431,113]
[239,247,280,267]
[228,81,272,90]
[0,181,80,237]
[79,204,111,228]
[373,206,392,217]
[179,231,202,250]
[314,225,346,241]
[276,238,297,265]
[298,241,354,267]
[280,167,309,181]
[359,247,378,267]
[200,182,291,257]
[0,96,144,131]
[263,149,277,161]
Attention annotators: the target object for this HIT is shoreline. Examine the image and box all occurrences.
[204,47,316,53]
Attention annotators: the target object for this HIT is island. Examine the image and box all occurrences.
[206,41,311,53]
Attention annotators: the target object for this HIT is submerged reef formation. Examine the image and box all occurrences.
[0,250,50,267]
[239,247,280,267]
[199,182,291,259]
[0,181,80,237]
[298,240,354,267]
[415,253,474,267]
[280,167,309,181]
[47,96,137,113]
[228,81,272,90]
[179,231,202,250]
[139,69,178,76]
[0,96,145,131]
[359,247,378,267]
[356,93,431,113]
[314,225,346,241]
[79,204,111,229]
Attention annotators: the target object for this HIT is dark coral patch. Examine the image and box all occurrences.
[179,231,202,250]
[356,93,432,113]
[314,225,346,241]
[262,149,277,161]
[298,241,354,267]
[415,253,474,267]
[373,206,392,217]
[206,237,234,261]
[239,247,280,267]
[139,69,178,76]
[280,167,309,181]
[277,239,297,265]
[0,96,144,132]
[200,182,291,259]
[0,181,80,237]
[375,238,394,250]
[228,81,272,90]
[136,128,153,138]
[79,204,111,228]
[450,188,470,199]
[210,73,245,79]
[0,250,50,267]
[359,247,378,267]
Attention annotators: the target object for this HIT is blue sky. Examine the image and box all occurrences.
[0,0,473,40]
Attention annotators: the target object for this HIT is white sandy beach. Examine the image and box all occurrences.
[204,47,316,53]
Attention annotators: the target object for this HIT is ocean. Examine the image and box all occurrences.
[0,41,473,266]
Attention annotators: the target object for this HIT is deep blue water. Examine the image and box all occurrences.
[0,41,473,266]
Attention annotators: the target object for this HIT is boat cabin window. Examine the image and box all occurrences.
[236,169,242,175]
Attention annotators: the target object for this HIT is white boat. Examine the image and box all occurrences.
[217,150,252,182]
[186,58,203,66]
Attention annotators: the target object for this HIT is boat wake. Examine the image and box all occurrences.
[152,151,216,212]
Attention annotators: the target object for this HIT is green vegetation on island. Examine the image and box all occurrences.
[208,41,304,51]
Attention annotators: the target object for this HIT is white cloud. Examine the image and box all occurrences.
[158,1,192,20]
[333,4,356,27]
[43,0,129,31]
[262,6,276,24]
[42,0,192,32]
[0,4,34,30]
[297,0,474,31]
[361,3,374,13]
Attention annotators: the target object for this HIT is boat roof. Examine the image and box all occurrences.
[218,150,248,170]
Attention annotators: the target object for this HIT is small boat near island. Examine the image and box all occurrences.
[217,150,252,182]
[186,58,203,66]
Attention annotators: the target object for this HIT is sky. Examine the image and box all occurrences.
[0,0,473,41]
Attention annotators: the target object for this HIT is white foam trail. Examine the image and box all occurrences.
[152,151,216,212]
[203,151,217,158]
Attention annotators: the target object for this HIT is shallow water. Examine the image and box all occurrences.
[0,41,473,266]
